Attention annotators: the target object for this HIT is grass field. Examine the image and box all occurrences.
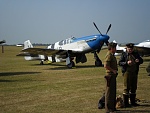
[0,46,150,113]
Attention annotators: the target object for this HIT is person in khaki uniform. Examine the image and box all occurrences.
[104,42,118,113]
[119,43,143,107]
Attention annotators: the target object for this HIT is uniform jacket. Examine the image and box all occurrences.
[105,51,118,74]
[118,51,143,74]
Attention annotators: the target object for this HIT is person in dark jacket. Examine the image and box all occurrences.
[118,43,143,107]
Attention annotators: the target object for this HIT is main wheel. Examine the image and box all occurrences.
[40,61,44,65]
[95,60,102,67]
[67,61,75,68]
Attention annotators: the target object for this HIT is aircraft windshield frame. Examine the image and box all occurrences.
[59,37,76,45]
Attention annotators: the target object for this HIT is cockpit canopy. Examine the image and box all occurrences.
[59,36,76,45]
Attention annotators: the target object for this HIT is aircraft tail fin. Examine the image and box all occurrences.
[113,40,126,55]
[24,40,33,49]
[23,40,34,60]
[113,40,120,50]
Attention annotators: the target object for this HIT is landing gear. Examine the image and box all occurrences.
[66,51,75,68]
[40,60,44,65]
[67,61,75,68]
[95,60,102,67]
[94,51,102,67]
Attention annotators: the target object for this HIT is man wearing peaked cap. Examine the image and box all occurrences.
[119,42,143,107]
[126,43,134,48]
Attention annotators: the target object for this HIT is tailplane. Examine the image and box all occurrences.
[24,40,33,49]
[17,40,46,64]
[23,40,35,61]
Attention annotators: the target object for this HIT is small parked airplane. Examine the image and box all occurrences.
[0,40,6,44]
[17,22,111,68]
[114,40,150,57]
[16,44,23,47]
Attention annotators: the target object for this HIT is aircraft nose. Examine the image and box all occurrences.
[103,35,109,42]
[106,35,110,41]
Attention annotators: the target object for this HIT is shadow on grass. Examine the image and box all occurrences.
[117,103,150,113]
[31,62,104,68]
[143,59,150,62]
[30,63,66,66]
[140,66,148,69]
[0,72,41,76]
[116,110,150,113]
[0,80,17,82]
[46,64,103,70]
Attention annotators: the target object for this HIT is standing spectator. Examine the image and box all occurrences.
[104,42,118,113]
[118,43,143,107]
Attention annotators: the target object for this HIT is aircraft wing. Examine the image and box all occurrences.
[134,46,150,56]
[16,52,39,57]
[134,46,150,50]
[21,48,68,56]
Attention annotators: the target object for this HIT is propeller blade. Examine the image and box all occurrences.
[97,48,101,53]
[93,22,102,35]
[105,41,109,46]
[106,24,111,34]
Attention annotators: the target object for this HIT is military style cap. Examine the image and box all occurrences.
[126,43,134,48]
[108,42,117,48]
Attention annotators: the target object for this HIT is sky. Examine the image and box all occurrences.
[0,0,150,45]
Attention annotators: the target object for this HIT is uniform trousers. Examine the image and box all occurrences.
[105,74,116,112]
[123,71,138,94]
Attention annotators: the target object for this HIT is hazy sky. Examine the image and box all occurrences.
[0,0,150,45]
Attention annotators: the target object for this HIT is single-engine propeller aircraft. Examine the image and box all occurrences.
[114,40,150,57]
[17,22,111,68]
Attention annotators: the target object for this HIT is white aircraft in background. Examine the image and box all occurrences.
[113,40,150,57]
[134,40,150,56]
[135,40,150,48]
[16,44,23,47]
[113,40,126,56]
[17,22,111,68]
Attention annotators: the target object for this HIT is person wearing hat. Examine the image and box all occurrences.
[118,43,143,107]
[104,42,118,113]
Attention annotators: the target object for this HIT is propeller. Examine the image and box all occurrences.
[106,24,111,34]
[97,43,103,53]
[105,24,111,46]
[93,22,111,52]
[93,22,103,36]
[105,40,109,46]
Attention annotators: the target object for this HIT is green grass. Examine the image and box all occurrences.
[0,46,150,113]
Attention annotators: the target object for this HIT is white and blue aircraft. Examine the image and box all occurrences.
[17,22,111,68]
